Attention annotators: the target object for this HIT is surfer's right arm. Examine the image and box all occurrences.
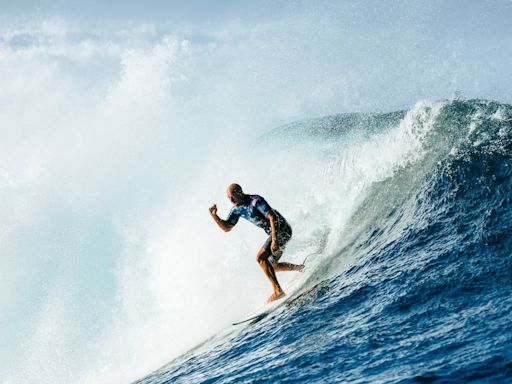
[209,204,235,232]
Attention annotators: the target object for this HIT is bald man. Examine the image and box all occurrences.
[209,183,303,302]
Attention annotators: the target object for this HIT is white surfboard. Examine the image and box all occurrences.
[232,296,287,325]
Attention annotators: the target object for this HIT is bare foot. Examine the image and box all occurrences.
[267,291,286,303]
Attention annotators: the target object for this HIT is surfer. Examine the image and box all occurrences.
[209,183,304,302]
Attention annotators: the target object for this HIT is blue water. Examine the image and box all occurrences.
[135,99,512,383]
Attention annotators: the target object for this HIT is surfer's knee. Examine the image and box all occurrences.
[256,248,270,264]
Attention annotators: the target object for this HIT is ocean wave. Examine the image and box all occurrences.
[137,99,512,383]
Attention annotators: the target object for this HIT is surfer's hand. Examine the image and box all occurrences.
[271,239,278,254]
[209,204,218,217]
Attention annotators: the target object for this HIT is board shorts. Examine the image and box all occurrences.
[262,221,292,263]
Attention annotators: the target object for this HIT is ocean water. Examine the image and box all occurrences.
[135,99,512,383]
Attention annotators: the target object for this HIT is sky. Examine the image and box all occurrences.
[1,0,298,24]
[1,0,512,116]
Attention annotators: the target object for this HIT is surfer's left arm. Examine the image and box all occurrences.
[267,211,279,254]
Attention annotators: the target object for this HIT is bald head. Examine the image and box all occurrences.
[227,183,242,195]
[227,183,245,206]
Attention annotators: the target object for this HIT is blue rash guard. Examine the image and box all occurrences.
[226,194,287,235]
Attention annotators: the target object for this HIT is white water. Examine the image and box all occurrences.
[2,5,512,384]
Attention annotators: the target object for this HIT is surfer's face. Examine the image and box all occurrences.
[227,190,244,206]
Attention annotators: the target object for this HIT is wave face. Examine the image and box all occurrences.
[136,99,512,383]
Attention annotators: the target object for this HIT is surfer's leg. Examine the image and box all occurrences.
[272,262,304,272]
[269,230,304,272]
[256,246,285,302]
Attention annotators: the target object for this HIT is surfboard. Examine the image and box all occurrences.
[232,295,287,326]
[232,311,268,326]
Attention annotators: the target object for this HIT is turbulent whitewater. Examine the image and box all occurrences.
[135,99,512,383]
